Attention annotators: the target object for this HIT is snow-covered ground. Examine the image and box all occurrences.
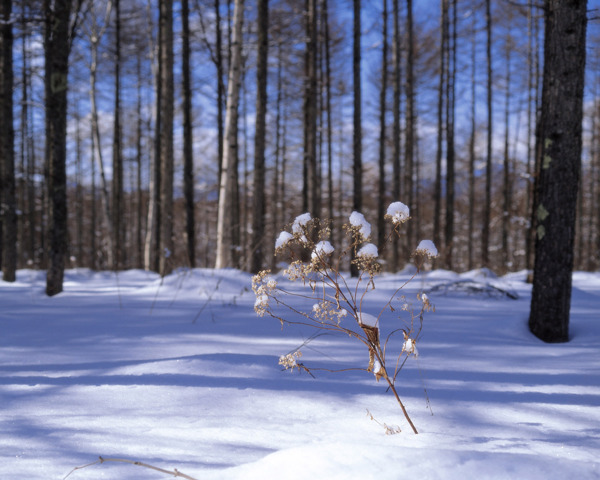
[1,267,599,479]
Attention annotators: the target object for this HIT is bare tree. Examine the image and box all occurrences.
[529,0,587,343]
[377,0,388,249]
[250,0,269,273]
[44,0,81,295]
[0,0,16,282]
[482,0,492,267]
[158,0,174,277]
[182,0,195,267]
[112,0,124,270]
[215,0,244,269]
[351,0,362,277]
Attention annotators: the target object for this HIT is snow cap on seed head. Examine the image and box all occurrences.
[414,240,438,258]
[349,211,372,240]
[386,202,410,224]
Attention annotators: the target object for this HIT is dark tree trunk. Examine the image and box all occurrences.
[182,0,195,267]
[405,0,415,254]
[529,0,587,343]
[444,0,455,270]
[0,0,16,282]
[323,0,334,247]
[482,0,492,268]
[112,0,123,270]
[250,0,268,274]
[351,0,362,277]
[159,0,174,277]
[303,0,318,218]
[377,0,388,249]
[391,0,401,271]
[44,0,72,295]
[433,0,447,261]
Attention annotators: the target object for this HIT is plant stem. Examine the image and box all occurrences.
[387,380,418,434]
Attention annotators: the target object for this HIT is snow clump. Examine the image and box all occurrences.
[349,211,372,240]
[312,241,334,260]
[386,201,410,224]
[357,243,378,259]
[275,231,293,250]
[415,240,438,258]
[292,213,312,234]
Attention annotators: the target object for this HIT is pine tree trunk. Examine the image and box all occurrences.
[303,0,318,218]
[112,0,123,270]
[158,0,174,277]
[250,0,269,274]
[377,0,388,250]
[529,0,587,343]
[0,0,16,282]
[482,0,492,268]
[215,0,244,269]
[182,0,195,268]
[405,0,415,256]
[351,0,362,277]
[44,0,72,295]
[433,0,446,262]
[391,0,401,271]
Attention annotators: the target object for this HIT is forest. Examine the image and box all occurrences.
[0,0,598,289]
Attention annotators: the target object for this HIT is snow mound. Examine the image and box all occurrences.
[427,279,519,299]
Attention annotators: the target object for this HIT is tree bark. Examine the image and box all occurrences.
[377,0,388,250]
[303,0,318,218]
[112,0,123,270]
[182,0,195,267]
[482,0,492,267]
[158,0,174,277]
[215,0,244,269]
[44,0,73,295]
[351,0,362,277]
[0,0,16,282]
[529,0,587,343]
[391,0,401,271]
[250,0,269,274]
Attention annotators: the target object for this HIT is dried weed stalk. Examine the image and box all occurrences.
[252,203,438,434]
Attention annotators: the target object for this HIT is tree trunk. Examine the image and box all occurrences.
[215,0,244,269]
[433,0,447,262]
[444,0,455,270]
[501,32,513,272]
[377,0,388,250]
[482,0,492,268]
[391,0,401,271]
[529,0,587,343]
[250,0,269,274]
[182,0,195,268]
[112,0,123,270]
[158,0,174,277]
[322,0,334,247]
[467,7,476,271]
[303,0,318,218]
[0,0,16,282]
[44,0,73,295]
[405,0,415,256]
[351,0,362,277]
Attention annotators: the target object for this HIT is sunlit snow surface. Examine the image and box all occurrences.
[1,268,599,479]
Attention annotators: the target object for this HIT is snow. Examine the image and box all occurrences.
[415,239,439,258]
[1,267,600,479]
[292,213,312,234]
[275,231,293,250]
[356,243,378,259]
[386,201,410,224]
[311,241,334,260]
[348,211,371,240]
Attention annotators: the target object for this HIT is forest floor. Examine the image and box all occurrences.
[1,267,599,479]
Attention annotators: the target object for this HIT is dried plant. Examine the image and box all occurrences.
[252,202,438,434]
